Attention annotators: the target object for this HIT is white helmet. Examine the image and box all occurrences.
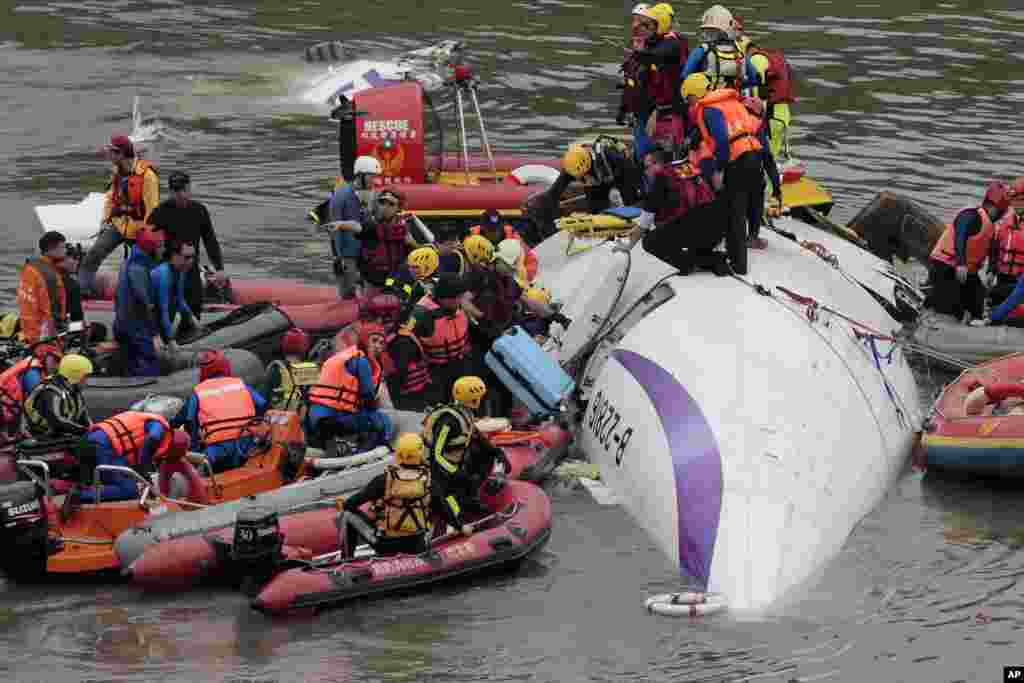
[495,238,523,268]
[700,4,734,32]
[631,2,651,15]
[353,155,382,176]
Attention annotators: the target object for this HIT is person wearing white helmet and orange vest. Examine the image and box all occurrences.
[681,5,759,94]
[925,182,1011,322]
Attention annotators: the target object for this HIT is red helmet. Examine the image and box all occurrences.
[358,322,387,350]
[199,350,232,381]
[135,225,165,257]
[170,430,191,458]
[983,182,1011,212]
[281,328,311,356]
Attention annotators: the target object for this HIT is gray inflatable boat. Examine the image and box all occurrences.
[906,310,1024,368]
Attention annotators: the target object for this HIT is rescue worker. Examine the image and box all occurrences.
[619,4,689,154]
[412,274,474,403]
[423,376,509,536]
[80,135,160,297]
[434,228,469,277]
[388,246,439,309]
[113,225,166,377]
[615,144,726,273]
[986,177,1024,307]
[78,412,188,503]
[461,235,522,339]
[264,328,319,412]
[325,155,381,299]
[682,72,765,275]
[172,350,268,471]
[518,287,557,342]
[681,6,759,93]
[0,343,62,439]
[148,171,226,317]
[151,240,199,348]
[338,432,434,558]
[733,15,797,160]
[23,353,92,439]
[381,314,435,412]
[358,189,420,291]
[727,92,782,249]
[925,182,1010,321]
[305,325,393,460]
[470,210,539,282]
[17,231,70,344]
[553,140,644,215]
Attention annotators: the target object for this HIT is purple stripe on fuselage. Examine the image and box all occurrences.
[613,349,723,588]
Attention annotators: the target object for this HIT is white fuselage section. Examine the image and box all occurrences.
[535,220,919,612]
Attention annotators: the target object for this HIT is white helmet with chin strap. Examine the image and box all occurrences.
[700,4,734,33]
[353,155,382,176]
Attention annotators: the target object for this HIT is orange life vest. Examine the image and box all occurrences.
[694,89,764,164]
[929,208,995,272]
[416,297,470,365]
[995,213,1024,277]
[0,357,42,424]
[309,346,381,413]
[194,377,257,445]
[381,329,431,395]
[92,411,171,464]
[110,160,157,222]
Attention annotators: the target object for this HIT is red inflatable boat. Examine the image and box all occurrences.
[123,423,569,591]
[252,478,551,615]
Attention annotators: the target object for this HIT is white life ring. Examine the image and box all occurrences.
[644,592,728,617]
[509,164,561,187]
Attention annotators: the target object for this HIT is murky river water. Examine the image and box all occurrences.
[1,1,1023,681]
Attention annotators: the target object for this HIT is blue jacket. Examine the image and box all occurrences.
[114,246,159,337]
[328,184,368,258]
[78,418,169,503]
[953,208,987,266]
[172,382,268,442]
[991,276,1024,323]
[21,367,43,398]
[151,262,195,342]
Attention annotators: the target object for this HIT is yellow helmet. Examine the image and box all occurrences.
[453,375,487,410]
[525,286,552,306]
[394,432,425,467]
[561,145,593,180]
[463,234,495,266]
[0,312,18,339]
[681,73,711,100]
[407,246,439,279]
[650,3,674,35]
[58,353,93,385]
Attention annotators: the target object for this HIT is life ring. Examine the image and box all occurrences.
[644,592,728,617]
[157,459,209,505]
[509,164,561,187]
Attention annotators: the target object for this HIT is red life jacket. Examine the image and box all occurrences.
[110,160,157,221]
[649,164,716,225]
[995,213,1024,277]
[92,411,172,465]
[381,330,431,395]
[360,218,410,282]
[471,268,521,329]
[748,47,796,104]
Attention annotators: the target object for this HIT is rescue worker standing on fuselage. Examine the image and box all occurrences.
[733,15,797,161]
[80,135,160,297]
[113,225,166,377]
[23,354,92,439]
[423,377,508,536]
[148,171,227,317]
[925,182,1010,321]
[683,72,765,275]
[553,140,644,216]
[305,325,393,459]
[172,350,268,472]
[339,432,434,558]
[17,231,70,344]
[79,413,189,503]
[681,6,758,94]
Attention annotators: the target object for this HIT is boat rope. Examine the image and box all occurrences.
[855,329,908,429]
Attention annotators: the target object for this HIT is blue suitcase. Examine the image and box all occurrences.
[485,326,576,417]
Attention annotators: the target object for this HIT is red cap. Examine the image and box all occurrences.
[199,350,232,381]
[106,134,135,157]
[358,322,387,349]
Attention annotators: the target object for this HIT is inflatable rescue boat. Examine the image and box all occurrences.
[250,479,550,615]
[921,353,1024,478]
[534,207,921,612]
[0,409,308,578]
[903,311,1024,369]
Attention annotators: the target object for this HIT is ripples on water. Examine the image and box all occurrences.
[1,1,1024,681]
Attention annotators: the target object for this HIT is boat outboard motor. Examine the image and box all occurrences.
[231,505,285,595]
[0,480,54,577]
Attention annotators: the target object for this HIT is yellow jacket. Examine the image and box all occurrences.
[103,159,160,239]
[16,255,67,344]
